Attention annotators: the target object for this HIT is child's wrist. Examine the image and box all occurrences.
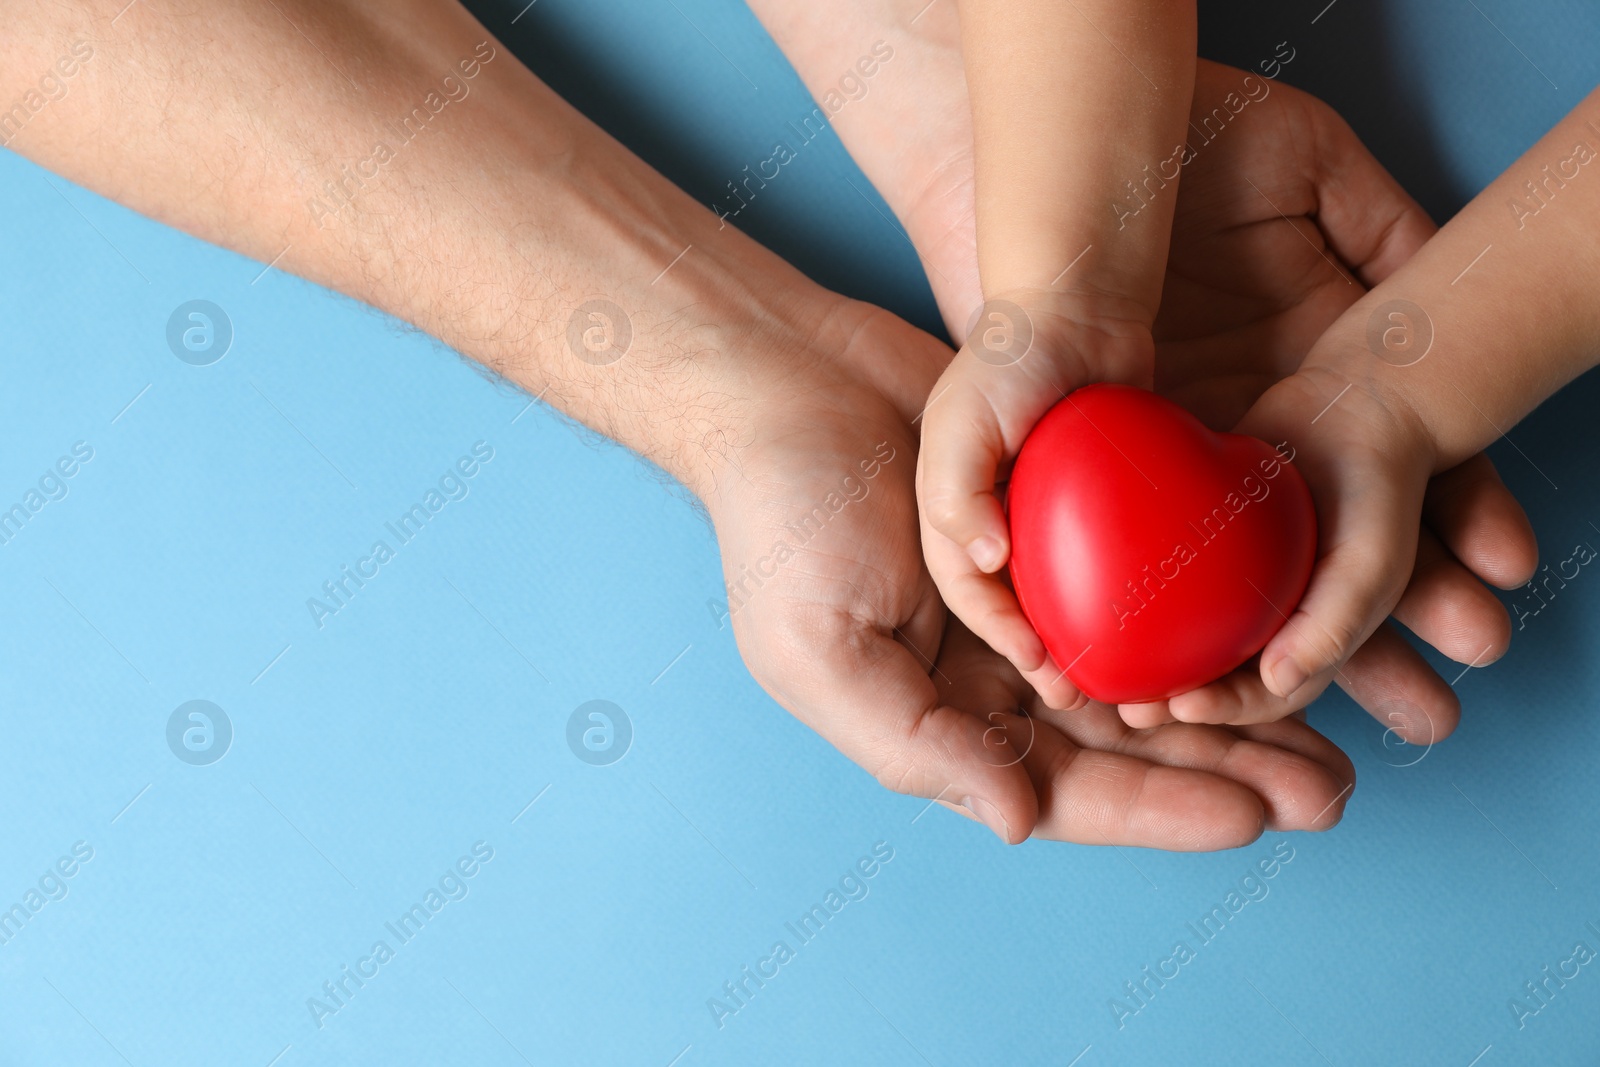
[965,285,1156,388]
[1297,330,1445,473]
[981,226,1171,325]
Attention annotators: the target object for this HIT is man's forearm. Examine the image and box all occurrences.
[1312,87,1600,468]
[743,0,979,336]
[3,0,840,499]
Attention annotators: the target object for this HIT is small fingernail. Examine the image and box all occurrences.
[1267,656,1307,698]
[964,795,1012,844]
[968,535,1006,573]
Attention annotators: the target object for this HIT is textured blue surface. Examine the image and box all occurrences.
[2,0,1598,1064]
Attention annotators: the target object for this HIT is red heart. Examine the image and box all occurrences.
[1007,384,1316,704]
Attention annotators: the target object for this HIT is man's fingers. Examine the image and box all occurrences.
[1334,619,1460,747]
[1227,717,1357,795]
[1391,526,1513,668]
[1423,452,1539,590]
[1014,721,1268,850]
[934,628,1267,849]
[765,612,1039,844]
[937,628,1356,846]
[1080,714,1352,832]
[1024,701,1355,842]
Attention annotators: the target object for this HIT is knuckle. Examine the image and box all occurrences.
[921,489,977,538]
[868,703,956,799]
[869,749,923,798]
[1320,614,1366,665]
[1301,564,1410,669]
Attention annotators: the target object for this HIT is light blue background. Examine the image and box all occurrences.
[1,0,1598,1063]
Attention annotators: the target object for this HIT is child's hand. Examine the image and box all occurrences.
[917,288,1157,711]
[921,0,1195,715]
[1198,348,1538,727]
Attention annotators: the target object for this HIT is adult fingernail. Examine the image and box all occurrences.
[968,535,1006,573]
[1267,655,1307,698]
[964,795,1012,844]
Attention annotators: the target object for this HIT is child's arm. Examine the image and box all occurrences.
[1220,88,1600,712]
[955,0,1196,301]
[919,0,1197,707]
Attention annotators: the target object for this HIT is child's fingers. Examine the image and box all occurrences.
[1129,623,1461,745]
[1258,446,1422,698]
[918,304,1153,573]
[921,524,1041,666]
[916,345,1098,710]
[1332,620,1461,746]
[916,367,1015,572]
[1121,533,1488,738]
[917,305,1153,709]
[1422,453,1539,590]
[1119,700,1178,729]
[919,511,1082,708]
[1161,664,1335,726]
[1130,621,1459,745]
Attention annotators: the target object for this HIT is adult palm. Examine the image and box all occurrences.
[703,53,1534,846]
[704,302,1356,849]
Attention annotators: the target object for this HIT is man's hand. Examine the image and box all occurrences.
[744,0,1536,745]
[705,303,1354,846]
[2,0,1357,847]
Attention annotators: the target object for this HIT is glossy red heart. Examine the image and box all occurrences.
[1007,383,1316,704]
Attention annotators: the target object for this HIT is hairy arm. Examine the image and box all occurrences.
[0,0,1060,844]
[1,0,851,500]
[0,0,1368,847]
